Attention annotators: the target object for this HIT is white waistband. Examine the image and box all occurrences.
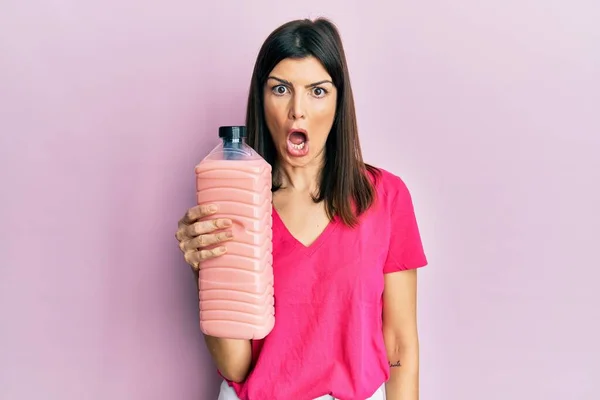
[217,380,386,400]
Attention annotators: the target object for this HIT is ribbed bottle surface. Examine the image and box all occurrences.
[194,157,274,340]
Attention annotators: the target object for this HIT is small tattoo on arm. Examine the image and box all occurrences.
[389,360,401,367]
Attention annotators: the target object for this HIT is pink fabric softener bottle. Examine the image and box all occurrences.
[194,126,274,340]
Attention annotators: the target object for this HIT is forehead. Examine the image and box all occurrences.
[269,56,332,83]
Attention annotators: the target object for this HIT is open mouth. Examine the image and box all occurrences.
[286,129,309,156]
[288,130,307,148]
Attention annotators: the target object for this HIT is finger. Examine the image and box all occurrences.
[186,218,232,237]
[175,227,187,242]
[182,231,233,251]
[184,250,200,270]
[184,247,227,269]
[178,204,218,227]
[199,247,227,261]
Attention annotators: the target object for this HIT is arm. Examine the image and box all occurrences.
[177,204,253,383]
[194,270,252,383]
[382,269,420,400]
[379,173,427,399]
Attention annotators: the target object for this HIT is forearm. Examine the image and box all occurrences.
[384,339,419,400]
[203,334,252,382]
[194,271,252,383]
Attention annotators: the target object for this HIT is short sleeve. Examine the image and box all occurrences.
[382,175,428,273]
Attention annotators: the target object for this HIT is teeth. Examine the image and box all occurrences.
[291,142,305,150]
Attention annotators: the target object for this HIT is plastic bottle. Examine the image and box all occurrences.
[194,126,274,340]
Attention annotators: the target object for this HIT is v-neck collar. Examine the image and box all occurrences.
[272,207,339,257]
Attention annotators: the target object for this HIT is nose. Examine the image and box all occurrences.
[289,93,305,120]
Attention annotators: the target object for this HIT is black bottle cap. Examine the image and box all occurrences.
[219,126,247,140]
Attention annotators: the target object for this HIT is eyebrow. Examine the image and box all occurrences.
[267,76,333,88]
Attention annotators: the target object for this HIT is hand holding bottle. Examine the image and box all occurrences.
[175,204,233,271]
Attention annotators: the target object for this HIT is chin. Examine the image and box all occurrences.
[279,150,323,169]
[284,157,312,168]
[278,152,306,166]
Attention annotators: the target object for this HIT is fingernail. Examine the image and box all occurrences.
[218,246,227,254]
[208,205,217,212]
[222,219,232,227]
[225,231,233,238]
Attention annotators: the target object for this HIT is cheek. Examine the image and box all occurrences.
[311,99,336,132]
[264,99,287,129]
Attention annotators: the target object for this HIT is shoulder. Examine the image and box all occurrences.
[366,166,412,206]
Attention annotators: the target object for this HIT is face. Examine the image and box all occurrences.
[263,56,337,168]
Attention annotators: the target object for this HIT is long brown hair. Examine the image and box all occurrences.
[245,18,380,227]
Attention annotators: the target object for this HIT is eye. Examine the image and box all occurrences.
[272,85,289,96]
[312,87,328,98]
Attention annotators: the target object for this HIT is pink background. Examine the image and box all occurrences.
[1,1,599,399]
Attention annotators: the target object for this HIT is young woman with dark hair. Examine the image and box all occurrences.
[176,18,428,400]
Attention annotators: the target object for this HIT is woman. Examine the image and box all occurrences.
[176,18,428,400]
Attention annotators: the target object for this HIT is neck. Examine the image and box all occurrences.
[277,157,323,194]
